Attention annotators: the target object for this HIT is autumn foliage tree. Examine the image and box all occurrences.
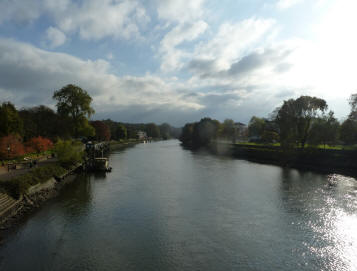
[0,134,25,159]
[26,136,53,153]
[90,121,111,141]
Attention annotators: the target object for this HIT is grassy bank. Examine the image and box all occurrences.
[210,142,357,176]
[0,164,66,199]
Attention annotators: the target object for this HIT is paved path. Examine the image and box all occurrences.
[0,158,58,182]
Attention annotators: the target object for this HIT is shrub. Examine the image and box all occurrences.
[53,139,84,168]
[0,164,66,199]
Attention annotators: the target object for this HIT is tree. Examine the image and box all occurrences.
[192,118,220,147]
[53,84,95,138]
[248,117,265,141]
[91,121,111,141]
[19,105,66,141]
[159,123,171,140]
[115,125,127,140]
[26,136,53,153]
[53,139,84,168]
[180,123,194,145]
[221,119,235,141]
[145,123,160,138]
[0,134,25,159]
[276,96,327,149]
[340,119,357,145]
[308,111,339,148]
[0,102,23,137]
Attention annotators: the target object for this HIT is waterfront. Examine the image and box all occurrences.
[1,140,357,270]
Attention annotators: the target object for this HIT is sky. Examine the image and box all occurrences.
[1,0,357,126]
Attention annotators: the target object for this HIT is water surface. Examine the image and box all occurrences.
[1,140,357,270]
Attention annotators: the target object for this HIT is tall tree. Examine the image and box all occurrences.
[192,118,220,147]
[53,84,95,137]
[308,111,339,148]
[91,121,111,141]
[115,125,127,140]
[19,105,64,141]
[340,119,357,145]
[221,119,235,141]
[0,102,23,137]
[145,123,160,138]
[248,116,266,140]
[276,96,327,149]
[159,123,171,140]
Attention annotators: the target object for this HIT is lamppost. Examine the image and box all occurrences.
[7,145,11,172]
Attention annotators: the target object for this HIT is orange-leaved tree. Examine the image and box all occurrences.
[26,136,53,153]
[0,134,25,159]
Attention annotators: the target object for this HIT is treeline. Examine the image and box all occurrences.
[180,94,357,149]
[180,118,247,148]
[0,84,179,160]
[99,120,181,142]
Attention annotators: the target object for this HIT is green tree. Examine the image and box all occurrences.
[115,125,127,140]
[308,111,339,148]
[192,118,220,147]
[145,123,160,138]
[276,96,327,150]
[248,116,265,140]
[159,123,171,140]
[53,139,84,168]
[19,105,66,141]
[180,123,194,145]
[340,119,357,145]
[221,119,235,141]
[0,102,23,137]
[53,84,95,138]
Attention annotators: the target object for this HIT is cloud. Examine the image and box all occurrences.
[0,0,42,24]
[45,27,66,48]
[192,18,276,71]
[276,0,303,10]
[0,0,150,41]
[54,0,150,41]
[159,20,208,71]
[155,0,205,23]
[0,39,202,118]
[190,47,292,79]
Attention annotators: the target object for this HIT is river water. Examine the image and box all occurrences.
[1,140,357,271]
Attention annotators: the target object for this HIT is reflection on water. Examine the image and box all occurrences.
[0,140,356,270]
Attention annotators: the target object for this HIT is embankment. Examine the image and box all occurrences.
[209,142,357,176]
[0,164,81,231]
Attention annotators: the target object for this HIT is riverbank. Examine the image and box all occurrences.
[0,140,143,233]
[0,166,80,232]
[207,142,357,177]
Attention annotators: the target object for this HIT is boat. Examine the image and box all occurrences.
[93,157,112,172]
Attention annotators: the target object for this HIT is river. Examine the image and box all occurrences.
[1,140,357,270]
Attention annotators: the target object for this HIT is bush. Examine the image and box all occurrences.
[53,139,84,168]
[0,164,66,199]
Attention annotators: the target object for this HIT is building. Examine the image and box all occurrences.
[137,131,147,140]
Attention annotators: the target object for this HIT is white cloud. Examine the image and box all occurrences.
[0,0,42,24]
[0,39,201,115]
[159,20,208,71]
[54,0,150,41]
[45,27,66,48]
[192,18,276,71]
[156,0,205,23]
[0,0,150,41]
[276,0,303,10]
